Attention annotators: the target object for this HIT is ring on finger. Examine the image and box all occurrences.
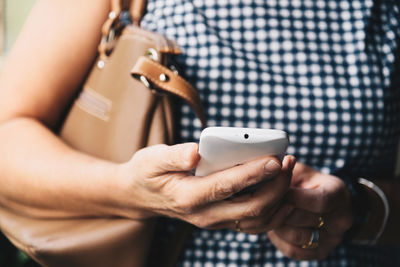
[302,229,319,249]
[234,220,241,232]
[317,216,325,229]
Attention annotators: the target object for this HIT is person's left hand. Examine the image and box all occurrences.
[268,162,353,260]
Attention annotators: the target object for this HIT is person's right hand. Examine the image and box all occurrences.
[113,143,296,233]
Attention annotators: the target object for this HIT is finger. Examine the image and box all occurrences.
[133,143,200,175]
[186,155,289,204]
[268,231,331,261]
[184,157,296,228]
[285,209,352,236]
[274,225,338,247]
[238,204,294,234]
[286,181,344,214]
[291,162,315,187]
[207,203,292,233]
[249,155,295,199]
[284,209,322,228]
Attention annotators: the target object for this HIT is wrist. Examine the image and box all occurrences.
[111,161,155,219]
[79,160,130,217]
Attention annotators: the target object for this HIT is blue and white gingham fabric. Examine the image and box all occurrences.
[142,0,400,266]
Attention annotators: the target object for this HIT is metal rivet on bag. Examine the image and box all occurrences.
[140,75,151,88]
[169,65,179,74]
[109,11,116,19]
[146,48,159,61]
[159,73,169,82]
[97,60,105,69]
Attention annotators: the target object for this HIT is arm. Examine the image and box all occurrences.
[0,0,118,218]
[0,0,295,232]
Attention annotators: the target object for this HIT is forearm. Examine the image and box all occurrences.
[0,117,123,219]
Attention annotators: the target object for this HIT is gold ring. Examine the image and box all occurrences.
[317,216,325,229]
[302,229,319,249]
[234,220,241,232]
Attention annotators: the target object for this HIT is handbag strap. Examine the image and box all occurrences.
[104,0,206,127]
[100,0,146,54]
[117,0,147,25]
[132,56,207,128]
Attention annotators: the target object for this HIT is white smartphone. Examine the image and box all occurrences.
[195,127,289,176]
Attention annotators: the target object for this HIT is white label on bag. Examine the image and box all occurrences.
[76,87,112,121]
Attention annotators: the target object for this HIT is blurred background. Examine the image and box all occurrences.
[1,2,40,266]
[0,0,35,69]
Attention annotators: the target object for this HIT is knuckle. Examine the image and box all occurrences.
[190,216,212,229]
[165,157,182,170]
[167,143,198,171]
[234,167,260,188]
[133,144,166,163]
[180,158,194,170]
[173,196,196,214]
[210,180,234,201]
[182,153,198,171]
[188,215,201,227]
[131,147,147,161]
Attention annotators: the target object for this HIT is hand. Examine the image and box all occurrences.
[268,162,353,260]
[114,143,296,233]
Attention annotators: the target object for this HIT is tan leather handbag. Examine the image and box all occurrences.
[0,0,205,266]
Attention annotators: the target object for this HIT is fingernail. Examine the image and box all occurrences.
[264,160,281,175]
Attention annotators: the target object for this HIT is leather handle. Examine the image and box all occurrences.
[131,57,207,128]
[112,0,147,25]
[100,0,147,55]
[129,0,147,25]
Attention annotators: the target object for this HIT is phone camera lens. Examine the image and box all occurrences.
[244,134,249,139]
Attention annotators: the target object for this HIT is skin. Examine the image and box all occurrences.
[269,163,353,260]
[0,0,399,262]
[0,0,294,233]
[266,163,400,260]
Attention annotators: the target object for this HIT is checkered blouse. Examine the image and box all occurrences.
[141,0,400,266]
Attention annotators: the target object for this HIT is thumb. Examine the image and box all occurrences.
[133,143,200,176]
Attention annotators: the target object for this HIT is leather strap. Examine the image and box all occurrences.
[114,0,146,25]
[100,0,147,54]
[131,56,207,128]
[129,0,147,25]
